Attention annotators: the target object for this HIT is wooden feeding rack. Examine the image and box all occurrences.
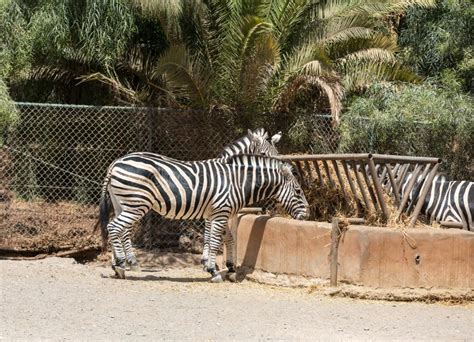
[277,153,441,227]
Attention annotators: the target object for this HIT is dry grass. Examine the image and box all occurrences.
[297,160,433,229]
[0,198,100,251]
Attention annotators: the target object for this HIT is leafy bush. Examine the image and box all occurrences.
[0,78,18,146]
[398,0,473,92]
[339,83,474,179]
[0,0,32,81]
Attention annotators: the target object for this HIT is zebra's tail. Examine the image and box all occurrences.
[93,169,114,252]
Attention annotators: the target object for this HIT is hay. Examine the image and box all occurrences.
[297,160,432,229]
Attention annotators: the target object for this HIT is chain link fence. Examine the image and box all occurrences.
[1,102,472,253]
[1,103,240,253]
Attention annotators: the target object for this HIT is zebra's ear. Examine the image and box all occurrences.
[271,131,282,145]
[248,129,264,143]
[280,164,293,180]
[248,129,257,141]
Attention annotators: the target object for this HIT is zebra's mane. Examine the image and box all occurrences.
[225,153,287,167]
[218,135,251,157]
[219,128,269,158]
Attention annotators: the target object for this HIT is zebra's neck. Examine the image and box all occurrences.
[219,136,252,159]
[226,155,282,208]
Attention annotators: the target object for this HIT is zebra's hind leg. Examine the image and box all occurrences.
[107,221,127,278]
[108,211,145,279]
[122,229,140,272]
[110,248,126,279]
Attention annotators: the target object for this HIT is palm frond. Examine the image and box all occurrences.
[313,0,434,20]
[77,71,138,104]
[274,73,344,122]
[278,42,332,83]
[337,48,398,65]
[30,66,78,84]
[237,31,281,112]
[154,44,210,107]
[328,33,398,60]
[239,16,273,60]
[267,0,311,46]
[341,60,421,92]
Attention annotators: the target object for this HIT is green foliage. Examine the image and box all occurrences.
[28,0,136,67]
[0,0,32,80]
[398,0,474,92]
[339,83,474,179]
[95,0,434,124]
[0,78,18,146]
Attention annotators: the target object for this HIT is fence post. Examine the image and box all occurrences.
[330,218,341,287]
[145,108,157,235]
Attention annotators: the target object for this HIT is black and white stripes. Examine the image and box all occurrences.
[97,148,308,280]
[402,174,473,231]
[220,128,281,158]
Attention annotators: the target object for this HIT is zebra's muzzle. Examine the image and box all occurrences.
[296,211,309,221]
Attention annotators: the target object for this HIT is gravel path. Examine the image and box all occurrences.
[1,257,472,341]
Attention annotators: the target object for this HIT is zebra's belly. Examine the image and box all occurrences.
[151,202,209,221]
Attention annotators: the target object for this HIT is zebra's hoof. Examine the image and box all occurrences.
[210,273,223,283]
[113,266,126,279]
[130,263,141,272]
[127,259,140,272]
[226,272,237,282]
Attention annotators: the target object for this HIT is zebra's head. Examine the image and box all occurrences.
[247,128,280,156]
[274,163,309,220]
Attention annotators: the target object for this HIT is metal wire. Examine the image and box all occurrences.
[1,103,239,252]
[1,103,470,252]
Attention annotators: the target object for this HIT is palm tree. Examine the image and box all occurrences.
[9,0,435,120]
[118,0,434,124]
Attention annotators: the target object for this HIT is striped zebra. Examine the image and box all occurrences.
[96,150,308,282]
[200,128,282,267]
[96,128,282,276]
[401,173,473,231]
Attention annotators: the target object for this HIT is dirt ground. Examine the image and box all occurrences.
[1,255,473,341]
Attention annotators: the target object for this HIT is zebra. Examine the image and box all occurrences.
[96,128,282,275]
[198,128,282,267]
[96,153,309,281]
[401,173,473,231]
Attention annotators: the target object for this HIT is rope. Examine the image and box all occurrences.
[2,145,102,186]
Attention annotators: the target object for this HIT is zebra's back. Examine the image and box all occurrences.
[109,153,228,220]
[423,179,473,230]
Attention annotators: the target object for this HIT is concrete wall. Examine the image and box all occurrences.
[233,215,474,289]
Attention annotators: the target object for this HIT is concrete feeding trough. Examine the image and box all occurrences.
[229,214,473,290]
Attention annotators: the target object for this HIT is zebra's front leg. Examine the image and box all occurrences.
[200,220,211,268]
[206,218,227,283]
[223,220,237,282]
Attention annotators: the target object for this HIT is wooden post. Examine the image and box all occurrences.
[385,163,400,205]
[350,161,372,211]
[396,164,422,219]
[409,162,440,227]
[368,158,389,220]
[330,218,341,287]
